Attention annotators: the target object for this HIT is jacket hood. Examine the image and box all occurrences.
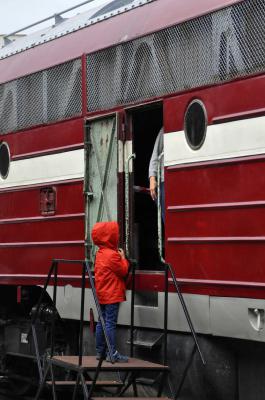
[91,221,119,249]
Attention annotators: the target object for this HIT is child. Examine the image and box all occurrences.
[91,221,129,362]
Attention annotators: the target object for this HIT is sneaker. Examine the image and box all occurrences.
[106,351,128,363]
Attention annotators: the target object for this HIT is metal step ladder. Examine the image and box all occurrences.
[30,259,171,400]
[44,355,170,399]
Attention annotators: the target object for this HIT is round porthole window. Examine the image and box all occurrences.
[184,100,207,150]
[0,142,10,179]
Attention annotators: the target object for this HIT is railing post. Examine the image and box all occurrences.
[78,262,86,366]
[130,260,136,358]
[163,263,169,365]
[29,260,56,382]
[125,153,136,258]
[51,261,58,358]
[167,263,206,365]
[84,122,93,263]
[85,261,114,362]
[30,260,56,327]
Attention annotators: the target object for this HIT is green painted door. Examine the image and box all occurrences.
[84,115,118,260]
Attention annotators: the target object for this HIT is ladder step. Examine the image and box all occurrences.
[135,377,155,385]
[127,331,164,350]
[6,352,36,360]
[91,398,170,400]
[51,356,169,371]
[46,380,123,387]
[130,340,158,349]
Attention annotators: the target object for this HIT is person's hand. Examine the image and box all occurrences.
[118,248,125,259]
[149,176,157,201]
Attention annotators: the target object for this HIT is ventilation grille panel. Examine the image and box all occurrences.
[0,58,82,134]
[87,0,265,111]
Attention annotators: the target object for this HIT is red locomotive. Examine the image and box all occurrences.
[0,0,264,398]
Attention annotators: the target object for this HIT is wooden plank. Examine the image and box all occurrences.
[91,398,170,400]
[46,380,123,387]
[51,356,169,371]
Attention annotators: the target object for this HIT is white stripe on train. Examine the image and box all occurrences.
[164,116,265,167]
[2,115,265,190]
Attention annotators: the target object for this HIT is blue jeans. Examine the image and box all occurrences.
[96,303,119,356]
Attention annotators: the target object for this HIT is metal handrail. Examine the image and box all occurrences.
[157,151,164,262]
[157,151,169,365]
[30,258,115,385]
[125,153,136,257]
[124,152,136,357]
[84,123,93,263]
[156,148,205,365]
[3,0,99,39]
[166,262,206,366]
[129,260,136,357]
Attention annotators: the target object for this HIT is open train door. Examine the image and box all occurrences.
[84,114,119,261]
[125,103,163,269]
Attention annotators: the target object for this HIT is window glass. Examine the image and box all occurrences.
[0,142,10,179]
[184,100,207,150]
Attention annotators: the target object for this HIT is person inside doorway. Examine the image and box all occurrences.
[149,127,165,221]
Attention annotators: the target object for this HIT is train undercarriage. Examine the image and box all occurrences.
[0,280,264,400]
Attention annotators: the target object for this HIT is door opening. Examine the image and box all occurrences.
[130,104,163,270]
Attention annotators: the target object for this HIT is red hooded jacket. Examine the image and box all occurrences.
[92,221,129,304]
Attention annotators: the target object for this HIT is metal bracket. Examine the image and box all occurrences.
[3,37,12,47]
[54,14,67,26]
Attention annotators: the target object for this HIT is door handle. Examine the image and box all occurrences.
[125,153,136,258]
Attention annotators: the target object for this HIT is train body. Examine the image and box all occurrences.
[0,0,265,397]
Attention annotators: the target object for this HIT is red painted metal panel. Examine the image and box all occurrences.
[2,271,265,300]
[0,213,84,224]
[0,0,242,83]
[164,155,265,295]
[162,73,265,299]
[0,181,83,218]
[165,156,265,206]
[0,245,84,276]
[167,206,265,238]
[164,74,265,133]
[166,241,265,282]
[134,273,265,299]
[12,144,83,161]
[3,118,83,158]
[0,218,84,242]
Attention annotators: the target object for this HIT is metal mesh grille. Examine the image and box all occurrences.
[0,58,82,134]
[87,0,265,111]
